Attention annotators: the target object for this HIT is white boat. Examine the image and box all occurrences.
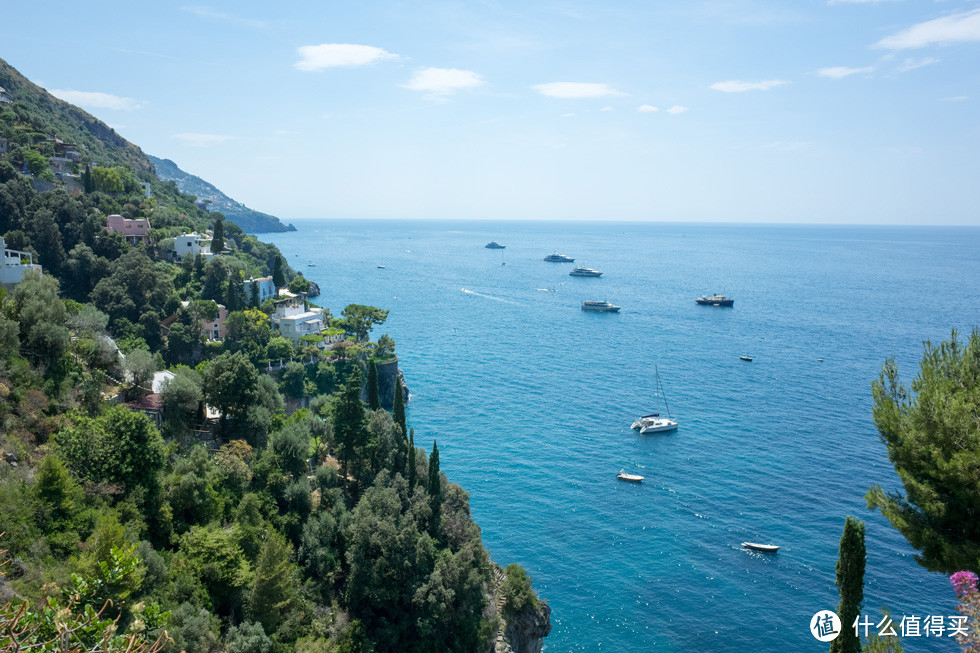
[617,470,644,482]
[544,253,575,262]
[739,355,753,362]
[569,267,603,277]
[633,366,678,433]
[742,542,780,553]
[581,300,620,312]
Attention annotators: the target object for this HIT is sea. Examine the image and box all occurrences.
[263,220,980,652]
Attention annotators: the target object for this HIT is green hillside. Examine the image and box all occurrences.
[148,155,295,233]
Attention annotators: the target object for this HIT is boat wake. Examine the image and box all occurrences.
[460,288,522,305]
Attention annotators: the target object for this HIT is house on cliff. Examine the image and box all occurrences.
[0,236,42,287]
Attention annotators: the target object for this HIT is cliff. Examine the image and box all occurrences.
[486,563,552,653]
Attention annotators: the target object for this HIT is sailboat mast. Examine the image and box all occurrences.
[656,365,672,419]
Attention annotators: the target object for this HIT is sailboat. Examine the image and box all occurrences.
[631,366,679,434]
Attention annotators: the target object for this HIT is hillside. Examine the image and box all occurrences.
[148,155,295,233]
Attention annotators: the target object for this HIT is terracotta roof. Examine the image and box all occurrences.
[126,393,163,411]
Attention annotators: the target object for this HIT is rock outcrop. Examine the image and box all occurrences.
[485,563,551,653]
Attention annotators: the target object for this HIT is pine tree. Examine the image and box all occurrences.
[428,440,441,536]
[367,360,381,411]
[212,217,224,254]
[248,529,297,634]
[407,428,416,489]
[332,368,366,488]
[393,382,406,438]
[830,516,866,653]
[273,254,285,290]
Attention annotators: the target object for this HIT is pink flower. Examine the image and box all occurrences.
[951,571,979,600]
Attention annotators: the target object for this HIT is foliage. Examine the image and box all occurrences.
[366,360,380,411]
[830,517,865,653]
[393,382,406,439]
[211,217,224,254]
[333,369,366,488]
[202,350,259,430]
[288,275,310,294]
[339,305,388,342]
[374,333,395,360]
[9,271,69,369]
[867,330,980,574]
[950,571,980,652]
[501,563,538,616]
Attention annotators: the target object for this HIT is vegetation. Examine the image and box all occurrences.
[867,330,980,574]
[830,517,865,653]
[0,55,543,653]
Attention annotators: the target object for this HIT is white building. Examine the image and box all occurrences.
[271,301,326,344]
[246,276,276,303]
[0,236,42,287]
[174,233,214,260]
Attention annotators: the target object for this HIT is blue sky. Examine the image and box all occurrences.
[4,1,979,224]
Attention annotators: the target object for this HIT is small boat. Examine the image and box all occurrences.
[742,542,780,553]
[740,355,753,362]
[485,241,506,249]
[377,265,386,269]
[308,263,317,267]
[581,300,620,312]
[544,253,575,263]
[696,294,734,307]
[569,266,603,277]
[617,470,644,482]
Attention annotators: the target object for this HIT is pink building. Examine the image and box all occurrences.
[106,214,150,245]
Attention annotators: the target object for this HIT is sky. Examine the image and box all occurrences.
[3,1,980,224]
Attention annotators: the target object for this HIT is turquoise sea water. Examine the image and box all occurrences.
[264,220,980,652]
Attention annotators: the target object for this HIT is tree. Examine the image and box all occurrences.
[248,529,299,634]
[92,249,174,325]
[202,351,259,432]
[340,304,389,342]
[82,165,94,193]
[288,275,310,294]
[212,217,224,254]
[333,368,366,487]
[161,367,203,433]
[22,149,48,176]
[272,253,285,290]
[124,348,157,399]
[830,517,866,653]
[250,281,260,308]
[367,360,381,411]
[10,271,68,369]
[393,381,406,437]
[408,428,416,489]
[501,564,538,616]
[428,441,442,536]
[867,330,980,574]
[201,257,228,303]
[281,361,306,400]
[375,333,395,360]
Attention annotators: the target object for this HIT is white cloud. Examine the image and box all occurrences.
[401,67,485,94]
[532,82,627,99]
[667,105,689,114]
[874,8,980,49]
[941,95,968,102]
[896,56,940,72]
[49,89,144,110]
[174,133,235,147]
[817,66,874,79]
[710,79,788,92]
[295,44,398,71]
[599,106,615,112]
[638,104,659,112]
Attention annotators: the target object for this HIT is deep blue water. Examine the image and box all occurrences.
[264,221,980,652]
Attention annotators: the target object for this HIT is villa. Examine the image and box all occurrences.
[246,276,276,303]
[0,236,42,287]
[106,214,151,245]
[271,301,327,345]
[174,233,214,260]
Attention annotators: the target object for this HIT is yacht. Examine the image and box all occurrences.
[632,366,679,433]
[696,294,734,307]
[569,267,603,277]
[581,300,620,312]
[544,253,575,262]
[485,241,506,249]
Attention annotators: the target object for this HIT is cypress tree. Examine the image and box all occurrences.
[212,217,224,254]
[272,254,285,290]
[830,516,866,653]
[82,166,94,193]
[367,360,381,411]
[250,281,259,308]
[407,428,416,489]
[428,440,441,535]
[393,382,406,438]
[332,368,366,489]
